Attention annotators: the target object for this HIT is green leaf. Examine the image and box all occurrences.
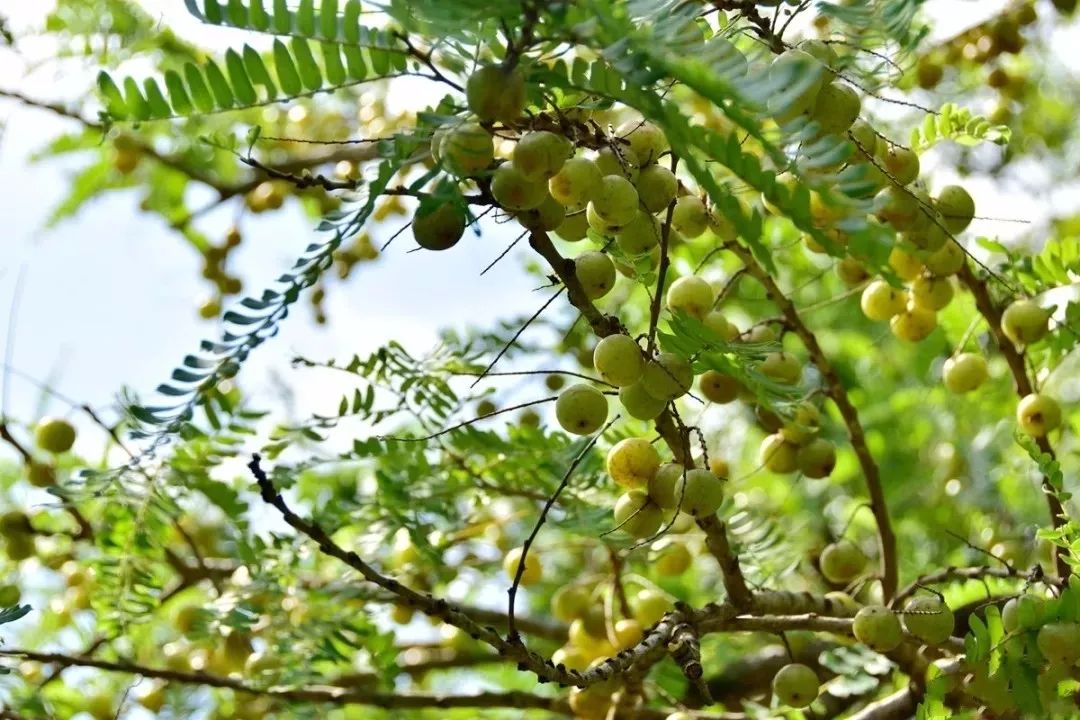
[343,0,361,43]
[184,62,216,113]
[291,37,323,91]
[163,70,193,115]
[321,42,346,86]
[142,79,172,118]
[296,0,316,35]
[203,0,224,23]
[97,72,128,119]
[203,59,235,108]
[225,49,257,105]
[273,0,291,33]
[122,77,151,120]
[243,45,278,99]
[343,45,366,80]
[320,0,338,39]
[249,0,270,29]
[272,39,303,96]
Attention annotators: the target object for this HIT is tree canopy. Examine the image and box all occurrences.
[2,1,1080,718]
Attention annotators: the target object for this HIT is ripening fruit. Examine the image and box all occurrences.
[837,257,870,288]
[635,164,678,213]
[768,49,827,123]
[666,276,714,319]
[911,275,954,311]
[1017,393,1061,437]
[441,123,494,176]
[617,210,661,255]
[902,596,955,645]
[704,310,738,341]
[491,162,548,211]
[861,280,907,321]
[0,584,20,606]
[942,353,989,394]
[35,418,76,454]
[888,246,924,281]
[613,618,644,650]
[513,131,571,180]
[549,157,603,208]
[503,546,542,586]
[810,82,860,134]
[617,119,669,165]
[594,335,644,387]
[595,145,641,182]
[873,186,920,230]
[1002,595,1045,633]
[634,589,673,626]
[772,663,820,708]
[590,176,640,226]
[679,468,725,517]
[760,352,802,385]
[648,463,685,509]
[555,384,608,435]
[780,402,822,445]
[849,119,878,157]
[882,145,920,185]
[568,686,613,720]
[745,324,777,344]
[575,251,616,300]
[516,194,565,232]
[641,353,694,401]
[1001,299,1050,346]
[586,203,626,235]
[799,38,838,68]
[86,694,115,720]
[820,539,867,584]
[412,202,466,251]
[1037,622,1080,666]
[113,146,140,174]
[853,605,903,652]
[653,539,693,576]
[27,462,57,488]
[671,196,708,238]
[923,241,966,276]
[619,381,668,420]
[136,683,167,712]
[890,306,937,342]
[904,217,947,252]
[554,211,590,242]
[825,591,861,616]
[466,65,526,124]
[552,645,589,672]
[708,457,729,478]
[700,370,740,404]
[759,434,799,473]
[613,491,664,538]
[606,437,660,489]
[935,185,975,233]
[797,438,836,478]
[552,585,591,623]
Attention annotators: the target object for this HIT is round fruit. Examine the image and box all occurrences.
[634,589,673,626]
[27,462,57,488]
[679,468,725,517]
[1017,393,1062,437]
[810,82,860,134]
[552,585,591,623]
[924,241,966,276]
[825,591,861,616]
[852,605,903,652]
[902,596,955,645]
[768,49,827,123]
[671,196,708,238]
[779,402,822,445]
[648,463,685,509]
[617,119,669,165]
[890,306,937,342]
[641,353,694,401]
[513,131,571,180]
[613,490,664,538]
[704,310,738,341]
[590,176,640,226]
[555,384,609,435]
[635,164,677,213]
[837,258,870,288]
[881,145,920,186]
[594,335,644,387]
[0,584,20,606]
[503,546,541,586]
[619,381,667,420]
[35,418,76,454]
[568,686,612,720]
[700,370,739,404]
[552,645,589,672]
[861,280,907,321]
[554,211,590,242]
[797,438,836,478]
[1001,299,1050,346]
[889,247,924,282]
[654,539,693,575]
[617,210,661,255]
[549,157,603,208]
[491,162,548,211]
[820,539,867,584]
[575,251,617,300]
[935,185,975,234]
[606,437,661,489]
[612,618,644,649]
[760,352,802,385]
[1037,622,1080,666]
[759,433,799,473]
[666,276,714,319]
[594,146,640,182]
[709,457,729,478]
[849,119,878,157]
[412,202,466,251]
[873,186,920,230]
[441,123,494,176]
[586,203,625,235]
[772,662,820,708]
[466,65,526,124]
[911,275,954,311]
[1001,594,1045,632]
[516,194,565,232]
[942,353,989,394]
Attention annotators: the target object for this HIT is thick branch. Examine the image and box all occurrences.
[697,515,753,609]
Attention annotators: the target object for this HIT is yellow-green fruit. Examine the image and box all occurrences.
[27,462,57,487]
[768,49,827,123]
[760,351,802,385]
[924,241,966,276]
[616,119,669,165]
[911,275,954,311]
[825,591,861,616]
[641,353,693,401]
[635,164,678,213]
[848,119,878,157]
[797,438,836,478]
[86,694,115,720]
[679,468,725,517]
[549,157,603,208]
[613,618,644,649]
[1001,299,1050,346]
[837,258,870,288]
[594,145,640,182]
[590,175,640,226]
[412,202,466,251]
[1037,622,1080,666]
[861,280,907,321]
[465,65,526,124]
[902,596,955,645]
[552,585,591,623]
[852,605,903,652]
[35,417,76,454]
[699,370,740,404]
[586,202,626,235]
[568,686,613,720]
[704,310,738,341]
[810,82,860,134]
[391,604,415,624]
[820,539,867,584]
[613,491,664,538]
[780,402,822,445]
[882,145,920,185]
[889,247,924,281]
[4,535,34,561]
[491,162,548,211]
[935,185,975,234]
[513,131,571,180]
[555,383,608,436]
[552,645,589,672]
[648,462,685,509]
[0,584,20,606]
[441,123,494,176]
[759,434,799,473]
[593,335,644,388]
[671,196,709,238]
[653,539,693,576]
[574,251,616,299]
[942,353,989,394]
[633,589,673,626]
[606,437,661,489]
[1016,393,1061,437]
[773,662,820,708]
[666,276,714,319]
[137,683,168,712]
[619,380,667,420]
[516,194,565,232]
[890,306,937,342]
[616,210,661,255]
[1001,595,1045,632]
[503,546,541,585]
[554,210,590,242]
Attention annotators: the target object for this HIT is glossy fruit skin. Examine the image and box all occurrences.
[635,164,677,213]
[606,437,660,489]
[1037,622,1080,666]
[27,461,57,487]
[1001,299,1050,346]
[704,310,738,341]
[591,175,640,226]
[441,123,494,176]
[902,596,955,645]
[491,162,548,211]
[552,585,591,623]
[516,194,565,232]
[911,275,954,311]
[1001,594,1045,632]
[797,438,836,478]
[594,334,644,387]
[700,370,739,404]
[837,258,870,287]
[648,463,685,509]
[768,49,827,123]
[617,119,669,165]
[642,353,694,401]
[549,157,603,208]
[935,185,975,233]
[889,247,924,282]
[613,618,644,649]
[466,65,525,124]
[819,539,866,583]
[810,82,860,134]
[882,145,920,185]
[890,306,937,342]
[852,605,903,652]
[617,210,661,255]
[760,352,802,385]
[575,251,616,300]
[412,202,466,250]
[503,546,541,585]
[595,145,640,182]
[671,196,708,238]
[613,490,663,538]
[942,353,989,394]
[653,539,693,575]
[619,381,668,420]
[666,276,714,319]
[861,280,907,321]
[513,131,571,180]
[633,589,673,626]
[679,468,725,517]
[552,646,589,672]
[772,662,820,708]
[555,384,609,435]
[35,418,76,454]
[554,211,590,242]
[586,203,626,235]
[924,241,965,276]
[1016,393,1062,437]
[759,434,799,473]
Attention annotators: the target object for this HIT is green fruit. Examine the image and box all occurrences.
[703,310,738,341]
[873,186,921,230]
[35,418,76,454]
[613,490,664,538]
[0,584,20,606]
[911,275,954,311]
[648,462,684,509]
[503,546,542,585]
[882,145,920,185]
[772,662,820,708]
[797,438,836,478]
[555,384,609,435]
[616,210,661,255]
[412,202,466,251]
[1001,594,1045,632]
[768,49,827,123]
[516,194,565,231]
[1017,393,1061,437]
[549,157,603,208]
[491,162,548,211]
[861,280,907,321]
[799,39,837,68]
[590,175,640,226]
[666,276,714,319]
[942,353,988,393]
[848,119,879,157]
[890,306,937,342]
[671,196,708,238]
[595,145,640,182]
[586,203,625,235]
[902,596,955,645]
[889,246,924,281]
[513,131,571,180]
[633,589,673,626]
[0,511,31,537]
[810,82,860,134]
[4,534,34,561]
[594,335,644,387]
[1001,298,1050,346]
[441,123,494,176]
[759,433,799,473]
[574,251,616,299]
[837,258,870,288]
[923,241,966,276]
[554,211,590,242]
[679,468,724,517]
[699,370,739,404]
[619,381,668,420]
[820,539,866,584]
[635,164,677,213]
[760,351,802,385]
[935,185,975,234]
[1037,622,1080,666]
[616,119,669,165]
[466,65,526,124]
[606,437,660,489]
[853,605,903,652]
[653,539,692,575]
[552,585,591,623]
[641,352,693,401]
[27,462,57,487]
